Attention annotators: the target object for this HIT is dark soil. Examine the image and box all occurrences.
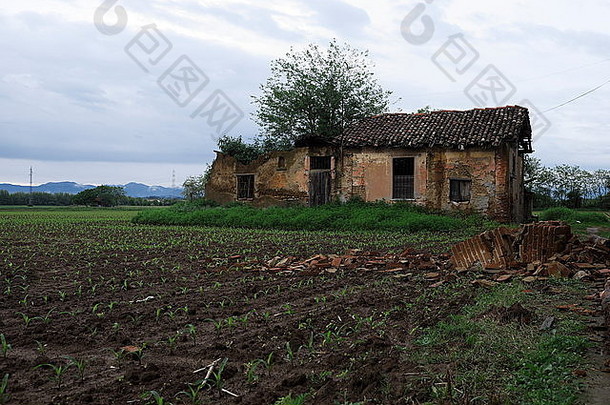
[0,213,477,405]
[1,210,606,405]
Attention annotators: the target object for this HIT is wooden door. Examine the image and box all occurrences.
[309,171,331,206]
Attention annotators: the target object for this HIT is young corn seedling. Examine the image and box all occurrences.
[134,344,147,364]
[34,362,72,390]
[273,393,308,405]
[18,294,29,308]
[40,308,55,324]
[175,380,205,405]
[225,316,237,328]
[244,360,261,384]
[166,334,179,354]
[259,352,274,374]
[285,342,295,363]
[210,358,228,393]
[35,340,48,356]
[141,390,172,405]
[111,348,126,365]
[205,318,224,331]
[16,312,34,328]
[65,356,87,383]
[154,307,163,322]
[0,335,11,358]
[184,324,197,345]
[0,374,10,405]
[305,332,315,352]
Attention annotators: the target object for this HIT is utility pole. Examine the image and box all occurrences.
[28,166,33,207]
[171,170,176,188]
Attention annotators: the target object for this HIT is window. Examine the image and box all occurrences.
[310,156,331,170]
[450,179,471,202]
[236,175,254,199]
[393,157,415,199]
[277,156,286,170]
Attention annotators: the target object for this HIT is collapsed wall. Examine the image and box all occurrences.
[450,221,606,271]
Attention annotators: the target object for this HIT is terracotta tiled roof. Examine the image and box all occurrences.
[339,106,532,151]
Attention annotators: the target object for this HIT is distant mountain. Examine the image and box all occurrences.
[0,182,183,199]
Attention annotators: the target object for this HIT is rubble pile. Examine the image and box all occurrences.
[450,221,609,281]
[227,222,608,285]
[229,249,452,276]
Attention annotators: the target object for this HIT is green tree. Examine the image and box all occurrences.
[217,135,263,164]
[182,170,210,201]
[415,105,435,114]
[0,190,9,205]
[253,39,392,150]
[73,186,125,207]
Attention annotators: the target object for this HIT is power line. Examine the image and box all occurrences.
[542,78,610,113]
[28,167,33,207]
[516,58,610,83]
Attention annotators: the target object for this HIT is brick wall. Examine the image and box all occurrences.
[451,221,574,270]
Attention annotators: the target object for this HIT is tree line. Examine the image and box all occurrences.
[525,156,610,209]
[0,186,177,207]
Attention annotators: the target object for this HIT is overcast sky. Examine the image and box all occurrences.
[1,0,608,186]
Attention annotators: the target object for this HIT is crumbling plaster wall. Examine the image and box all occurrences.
[427,148,499,217]
[206,144,521,222]
[341,147,510,220]
[339,148,427,203]
[205,147,334,206]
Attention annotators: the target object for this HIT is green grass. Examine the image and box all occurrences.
[538,207,610,237]
[411,280,591,404]
[0,207,481,258]
[132,201,494,233]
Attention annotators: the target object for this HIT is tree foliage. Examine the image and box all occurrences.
[524,155,610,209]
[217,136,264,164]
[253,39,392,150]
[73,186,126,207]
[0,191,74,206]
[182,167,213,201]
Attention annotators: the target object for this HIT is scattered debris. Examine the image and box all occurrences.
[499,303,533,325]
[539,315,555,330]
[222,222,609,329]
[481,303,533,325]
[130,296,155,304]
[228,223,607,288]
[193,358,222,375]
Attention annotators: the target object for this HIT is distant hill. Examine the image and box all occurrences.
[0,182,183,199]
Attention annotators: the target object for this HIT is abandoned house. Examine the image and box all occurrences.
[205,105,533,223]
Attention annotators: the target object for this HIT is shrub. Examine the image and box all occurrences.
[538,207,575,221]
[539,207,609,224]
[133,202,479,233]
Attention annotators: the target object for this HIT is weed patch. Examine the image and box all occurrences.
[412,281,591,404]
[133,201,493,233]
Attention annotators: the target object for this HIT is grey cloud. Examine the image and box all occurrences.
[136,1,304,43]
[307,0,371,37]
[42,80,115,110]
[488,23,610,58]
[1,1,607,177]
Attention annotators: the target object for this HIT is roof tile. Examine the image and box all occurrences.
[339,106,532,151]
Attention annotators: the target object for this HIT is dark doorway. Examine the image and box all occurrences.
[309,156,332,206]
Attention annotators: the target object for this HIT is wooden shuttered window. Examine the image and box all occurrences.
[450,179,471,202]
